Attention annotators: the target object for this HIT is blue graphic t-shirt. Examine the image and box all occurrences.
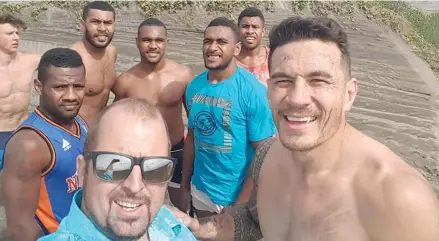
[38,190,197,241]
[186,66,277,205]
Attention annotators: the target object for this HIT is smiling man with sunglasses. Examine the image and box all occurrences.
[39,98,196,241]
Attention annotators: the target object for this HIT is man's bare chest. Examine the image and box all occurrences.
[0,68,33,97]
[83,59,116,96]
[258,170,368,241]
[126,78,184,107]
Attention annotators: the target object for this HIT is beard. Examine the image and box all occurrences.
[85,29,114,49]
[204,55,233,71]
[81,177,152,241]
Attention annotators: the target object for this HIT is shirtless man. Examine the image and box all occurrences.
[112,18,193,207]
[0,14,40,168]
[171,16,439,241]
[236,7,269,86]
[72,1,117,126]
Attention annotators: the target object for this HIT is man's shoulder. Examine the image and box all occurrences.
[163,59,193,82]
[187,71,208,89]
[352,128,438,211]
[236,67,266,92]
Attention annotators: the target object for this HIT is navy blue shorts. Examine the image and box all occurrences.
[170,138,184,187]
[0,131,13,170]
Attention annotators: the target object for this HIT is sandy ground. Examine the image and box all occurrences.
[0,2,439,240]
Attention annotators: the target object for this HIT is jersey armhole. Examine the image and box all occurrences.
[76,115,88,129]
[16,126,56,177]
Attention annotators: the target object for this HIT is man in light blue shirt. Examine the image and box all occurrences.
[178,17,277,218]
[39,98,196,241]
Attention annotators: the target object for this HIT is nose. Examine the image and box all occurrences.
[63,87,78,101]
[149,40,157,49]
[246,26,254,34]
[13,32,19,41]
[121,165,144,193]
[97,22,106,31]
[286,77,312,107]
[207,42,219,52]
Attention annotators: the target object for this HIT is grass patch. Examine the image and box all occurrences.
[290,1,439,78]
[361,1,439,78]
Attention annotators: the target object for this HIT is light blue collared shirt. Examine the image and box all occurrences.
[38,189,197,241]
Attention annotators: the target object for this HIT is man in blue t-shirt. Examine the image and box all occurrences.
[178,17,277,218]
[39,99,196,241]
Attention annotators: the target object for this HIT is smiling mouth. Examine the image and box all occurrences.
[284,116,317,123]
[207,54,220,61]
[115,200,142,211]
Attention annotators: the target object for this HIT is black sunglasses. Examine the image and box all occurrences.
[86,151,176,184]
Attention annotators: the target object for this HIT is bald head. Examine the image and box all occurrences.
[84,98,170,155]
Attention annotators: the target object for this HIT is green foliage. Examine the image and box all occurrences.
[137,0,194,16]
[0,2,30,15]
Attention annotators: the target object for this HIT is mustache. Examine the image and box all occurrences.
[281,107,319,116]
[110,189,150,204]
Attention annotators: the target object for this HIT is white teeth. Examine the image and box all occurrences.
[116,201,141,209]
[286,116,316,122]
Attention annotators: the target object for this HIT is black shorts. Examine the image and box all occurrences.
[169,138,184,187]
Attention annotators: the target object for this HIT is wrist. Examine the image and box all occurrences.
[195,217,217,241]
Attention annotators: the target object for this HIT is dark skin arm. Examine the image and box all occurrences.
[0,129,52,241]
[181,66,194,117]
[177,128,195,212]
[112,72,130,102]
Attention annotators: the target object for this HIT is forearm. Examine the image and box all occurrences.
[8,218,44,241]
[195,204,261,241]
[196,214,235,241]
[181,133,195,189]
[235,177,254,204]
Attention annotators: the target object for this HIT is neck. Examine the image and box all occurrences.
[291,123,351,176]
[82,39,105,56]
[208,59,237,84]
[238,45,263,58]
[139,57,166,73]
[0,50,16,66]
[37,106,75,130]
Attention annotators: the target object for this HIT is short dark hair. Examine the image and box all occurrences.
[238,7,265,25]
[37,48,84,83]
[138,18,167,34]
[268,16,351,76]
[84,98,170,156]
[82,1,115,20]
[206,17,240,42]
[0,14,27,30]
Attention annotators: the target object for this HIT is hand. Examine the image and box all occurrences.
[167,205,200,234]
[220,206,233,214]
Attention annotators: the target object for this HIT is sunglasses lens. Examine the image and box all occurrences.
[95,153,132,181]
[142,158,174,183]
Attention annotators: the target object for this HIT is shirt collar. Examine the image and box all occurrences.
[61,190,184,240]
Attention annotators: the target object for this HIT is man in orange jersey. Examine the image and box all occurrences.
[1,48,87,241]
